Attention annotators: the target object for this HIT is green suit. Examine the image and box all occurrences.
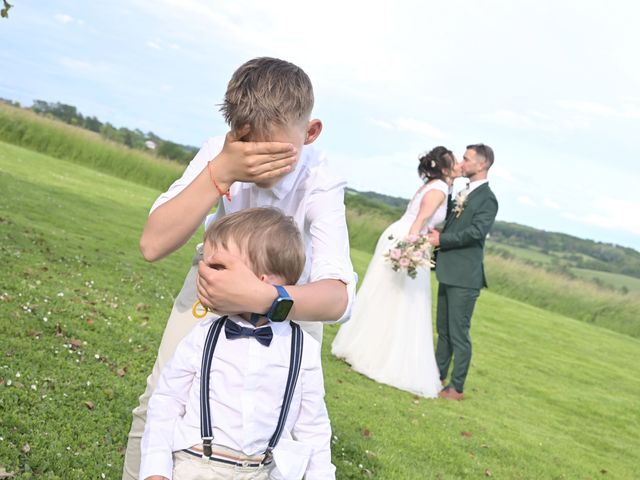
[435,182,498,393]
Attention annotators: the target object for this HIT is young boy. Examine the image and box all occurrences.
[124,57,356,478]
[140,208,335,480]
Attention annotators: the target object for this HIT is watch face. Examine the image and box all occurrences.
[271,298,294,321]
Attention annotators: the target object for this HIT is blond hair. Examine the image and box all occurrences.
[204,207,305,285]
[220,57,314,138]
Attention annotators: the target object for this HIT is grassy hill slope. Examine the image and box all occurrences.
[1,142,639,479]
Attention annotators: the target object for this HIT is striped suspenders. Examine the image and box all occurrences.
[200,316,304,463]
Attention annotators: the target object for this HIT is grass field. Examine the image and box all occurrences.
[487,242,640,294]
[1,142,640,479]
[571,267,640,293]
[487,243,555,265]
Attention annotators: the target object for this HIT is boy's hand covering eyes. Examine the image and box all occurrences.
[196,250,275,316]
[214,126,298,185]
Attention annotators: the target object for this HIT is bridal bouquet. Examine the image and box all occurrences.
[385,234,434,279]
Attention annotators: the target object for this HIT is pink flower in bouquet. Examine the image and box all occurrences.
[389,248,402,260]
[412,252,425,263]
[399,257,411,268]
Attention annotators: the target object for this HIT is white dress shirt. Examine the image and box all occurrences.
[151,137,357,335]
[467,179,489,194]
[140,315,335,480]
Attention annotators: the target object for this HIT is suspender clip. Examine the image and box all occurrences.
[202,437,213,457]
[262,447,273,465]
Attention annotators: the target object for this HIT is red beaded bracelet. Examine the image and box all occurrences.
[207,161,231,201]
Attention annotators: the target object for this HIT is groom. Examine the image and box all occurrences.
[427,144,498,400]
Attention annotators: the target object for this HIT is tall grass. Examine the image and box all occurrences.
[345,191,402,252]
[485,254,640,338]
[0,103,182,191]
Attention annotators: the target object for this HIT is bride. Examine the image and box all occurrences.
[332,146,460,397]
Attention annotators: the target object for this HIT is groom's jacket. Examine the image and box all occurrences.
[435,183,498,289]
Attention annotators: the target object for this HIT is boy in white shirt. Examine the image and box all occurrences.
[124,57,356,478]
[141,208,335,480]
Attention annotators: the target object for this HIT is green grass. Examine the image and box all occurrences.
[572,267,640,293]
[0,103,182,191]
[487,242,640,294]
[487,242,555,265]
[1,142,640,479]
[485,255,640,338]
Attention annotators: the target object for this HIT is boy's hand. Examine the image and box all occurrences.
[213,127,298,187]
[196,250,275,315]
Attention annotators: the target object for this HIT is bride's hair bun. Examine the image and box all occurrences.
[418,146,454,181]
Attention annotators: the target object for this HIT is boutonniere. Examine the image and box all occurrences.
[452,188,470,218]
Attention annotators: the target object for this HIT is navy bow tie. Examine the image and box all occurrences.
[224,320,273,347]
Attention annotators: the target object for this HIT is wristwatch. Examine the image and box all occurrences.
[266,285,294,322]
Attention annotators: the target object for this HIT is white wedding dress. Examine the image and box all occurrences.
[332,179,449,397]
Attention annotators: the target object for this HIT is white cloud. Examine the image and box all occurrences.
[59,57,93,72]
[557,100,617,116]
[543,199,560,209]
[58,57,112,78]
[145,39,181,51]
[483,109,590,133]
[562,197,640,236]
[518,196,537,207]
[558,100,640,120]
[490,165,515,182]
[54,13,74,24]
[370,117,448,140]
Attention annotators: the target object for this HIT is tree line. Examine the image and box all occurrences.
[1,98,198,164]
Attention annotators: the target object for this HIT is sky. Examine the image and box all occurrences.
[3,0,640,251]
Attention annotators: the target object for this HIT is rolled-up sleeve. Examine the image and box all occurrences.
[305,172,358,324]
[149,137,225,214]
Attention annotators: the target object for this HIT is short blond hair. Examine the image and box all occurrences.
[204,207,305,285]
[220,57,314,138]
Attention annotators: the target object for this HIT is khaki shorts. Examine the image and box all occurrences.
[173,447,272,480]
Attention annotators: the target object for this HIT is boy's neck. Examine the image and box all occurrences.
[240,312,269,327]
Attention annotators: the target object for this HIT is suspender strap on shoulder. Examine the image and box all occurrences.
[200,316,226,457]
[263,321,304,463]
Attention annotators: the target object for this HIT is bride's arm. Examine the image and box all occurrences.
[408,189,446,236]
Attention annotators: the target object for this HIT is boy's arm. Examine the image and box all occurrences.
[291,356,336,479]
[140,131,298,262]
[195,180,356,322]
[139,327,202,480]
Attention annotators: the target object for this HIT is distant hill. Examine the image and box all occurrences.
[345,187,409,210]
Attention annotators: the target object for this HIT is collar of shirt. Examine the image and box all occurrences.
[467,179,488,194]
[227,314,289,337]
[239,147,310,200]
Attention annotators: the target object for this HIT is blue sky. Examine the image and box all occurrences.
[3,0,640,251]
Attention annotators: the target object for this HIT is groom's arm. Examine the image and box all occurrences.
[438,196,498,250]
